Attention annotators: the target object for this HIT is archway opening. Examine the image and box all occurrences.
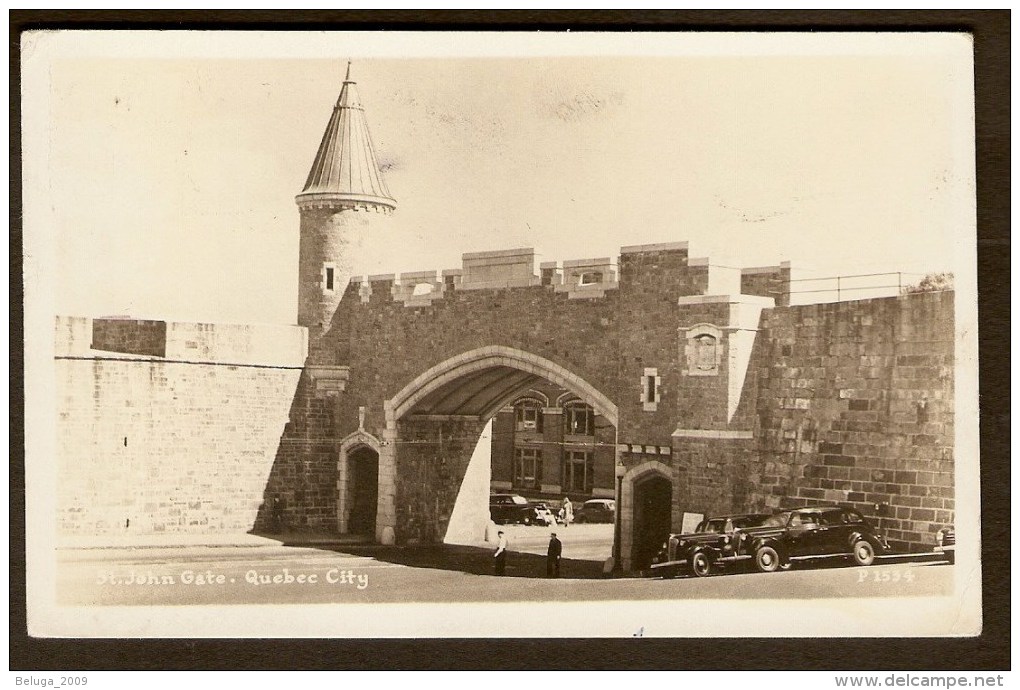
[382,346,619,547]
[346,446,379,536]
[632,474,672,570]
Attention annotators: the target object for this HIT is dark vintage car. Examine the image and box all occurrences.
[573,499,616,524]
[648,513,771,578]
[489,494,535,525]
[741,506,890,573]
[934,526,955,564]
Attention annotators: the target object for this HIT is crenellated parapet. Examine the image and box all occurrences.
[741,261,792,307]
[350,241,760,308]
[552,257,619,299]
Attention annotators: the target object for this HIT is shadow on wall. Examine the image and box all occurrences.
[251,372,340,536]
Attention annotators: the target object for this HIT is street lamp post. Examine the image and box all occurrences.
[613,458,626,572]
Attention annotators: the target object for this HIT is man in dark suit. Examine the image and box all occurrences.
[547,532,562,578]
[494,531,508,575]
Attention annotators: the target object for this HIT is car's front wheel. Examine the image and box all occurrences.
[690,551,712,577]
[852,539,876,566]
[755,545,783,573]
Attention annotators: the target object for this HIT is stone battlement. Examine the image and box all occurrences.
[351,240,757,306]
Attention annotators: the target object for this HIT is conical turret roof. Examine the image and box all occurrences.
[296,66,396,212]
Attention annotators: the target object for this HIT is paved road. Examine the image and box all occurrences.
[56,531,953,606]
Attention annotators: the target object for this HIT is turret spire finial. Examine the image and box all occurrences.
[296,62,396,212]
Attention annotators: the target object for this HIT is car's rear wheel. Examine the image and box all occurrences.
[522,515,532,526]
[852,539,876,566]
[755,545,782,573]
[690,551,712,577]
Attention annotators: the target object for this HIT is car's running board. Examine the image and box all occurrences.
[649,559,688,570]
[714,555,753,563]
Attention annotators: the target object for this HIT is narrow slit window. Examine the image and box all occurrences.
[641,368,661,412]
[325,267,335,291]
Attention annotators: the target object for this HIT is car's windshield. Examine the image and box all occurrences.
[511,496,528,505]
[732,515,768,529]
[760,512,791,528]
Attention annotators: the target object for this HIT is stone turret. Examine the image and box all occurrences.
[296,63,396,359]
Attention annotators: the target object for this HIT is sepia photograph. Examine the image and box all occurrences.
[21,29,981,641]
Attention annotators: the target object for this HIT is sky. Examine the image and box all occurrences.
[24,32,975,326]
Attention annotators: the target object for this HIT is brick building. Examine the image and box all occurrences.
[489,381,616,503]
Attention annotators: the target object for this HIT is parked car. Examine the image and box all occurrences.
[489,494,534,525]
[648,513,771,578]
[573,499,616,524]
[934,526,955,564]
[741,506,890,573]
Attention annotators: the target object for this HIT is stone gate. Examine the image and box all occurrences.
[54,68,956,572]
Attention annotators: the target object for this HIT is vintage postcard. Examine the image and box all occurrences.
[22,30,980,638]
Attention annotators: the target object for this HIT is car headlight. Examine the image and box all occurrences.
[936,530,945,546]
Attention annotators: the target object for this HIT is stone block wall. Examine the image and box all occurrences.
[752,291,954,550]
[326,277,623,444]
[55,316,305,537]
[665,281,952,562]
[669,291,954,552]
[672,435,760,520]
[394,417,488,544]
[617,242,704,447]
[91,318,167,357]
[255,372,345,532]
[741,262,791,307]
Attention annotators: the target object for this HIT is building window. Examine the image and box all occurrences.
[514,448,541,489]
[564,402,594,436]
[565,450,593,492]
[579,271,603,286]
[641,368,661,412]
[323,263,337,294]
[515,402,544,432]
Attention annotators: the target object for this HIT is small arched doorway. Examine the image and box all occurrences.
[632,474,673,571]
[346,446,379,536]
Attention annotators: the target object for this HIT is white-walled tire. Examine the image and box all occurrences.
[852,539,876,566]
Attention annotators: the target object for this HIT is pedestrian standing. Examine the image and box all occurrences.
[493,530,508,575]
[547,532,562,578]
[271,496,285,534]
[562,497,573,527]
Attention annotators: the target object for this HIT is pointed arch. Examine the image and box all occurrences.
[620,459,674,572]
[337,430,383,535]
[384,345,618,428]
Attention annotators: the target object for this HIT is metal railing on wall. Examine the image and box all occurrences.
[770,271,945,305]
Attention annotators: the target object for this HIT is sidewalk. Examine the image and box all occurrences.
[56,530,371,551]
